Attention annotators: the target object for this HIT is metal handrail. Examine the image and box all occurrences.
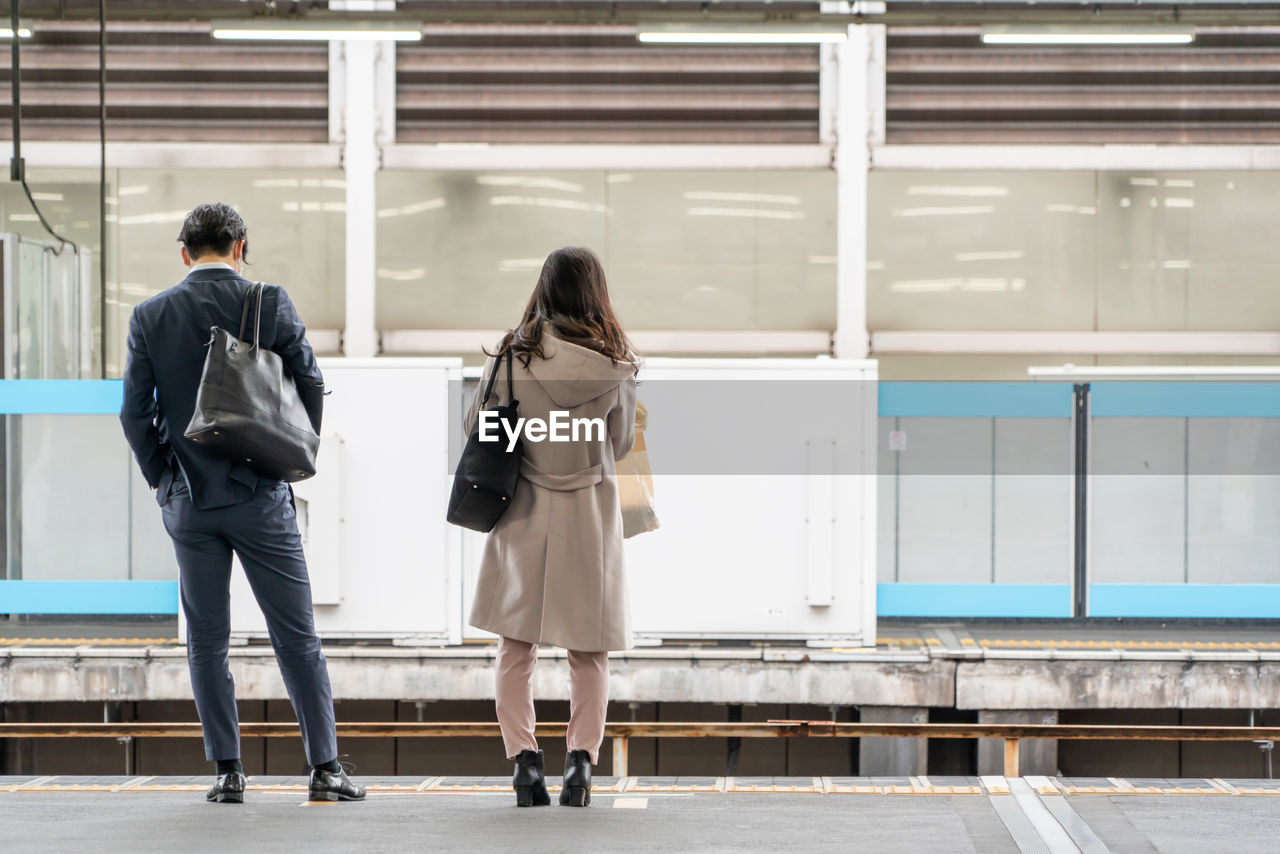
[6,721,1280,778]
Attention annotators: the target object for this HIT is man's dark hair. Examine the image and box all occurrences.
[177,202,249,262]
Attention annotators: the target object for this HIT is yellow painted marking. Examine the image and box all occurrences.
[980,777,1009,795]
[299,800,338,806]
[0,637,178,647]
[613,798,648,809]
[975,637,1280,651]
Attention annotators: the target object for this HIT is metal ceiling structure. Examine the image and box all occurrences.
[11,0,1280,26]
[888,25,1280,143]
[0,2,1278,144]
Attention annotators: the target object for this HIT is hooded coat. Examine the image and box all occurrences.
[465,327,640,652]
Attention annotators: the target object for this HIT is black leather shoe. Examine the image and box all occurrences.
[513,749,551,807]
[206,771,245,804]
[308,764,366,802]
[559,749,592,807]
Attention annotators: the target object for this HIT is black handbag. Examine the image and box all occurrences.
[184,282,320,483]
[446,350,522,532]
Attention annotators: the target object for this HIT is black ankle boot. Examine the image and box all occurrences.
[513,749,550,807]
[559,749,592,807]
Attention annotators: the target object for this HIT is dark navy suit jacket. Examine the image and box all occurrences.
[120,266,325,510]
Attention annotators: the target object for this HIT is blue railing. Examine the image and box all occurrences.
[0,380,180,616]
[0,378,124,415]
[877,382,1076,618]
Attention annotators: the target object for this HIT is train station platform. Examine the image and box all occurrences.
[4,774,1279,853]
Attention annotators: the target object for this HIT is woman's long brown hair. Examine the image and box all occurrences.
[488,246,636,370]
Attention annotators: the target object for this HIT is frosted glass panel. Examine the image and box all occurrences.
[993,419,1073,584]
[881,415,1073,585]
[894,418,993,584]
[608,170,835,330]
[1184,175,1280,331]
[375,170,608,330]
[374,169,836,332]
[868,171,1097,331]
[1187,419,1280,584]
[1095,173,1192,330]
[9,415,177,582]
[1090,419,1186,584]
[869,170,1280,336]
[17,416,130,580]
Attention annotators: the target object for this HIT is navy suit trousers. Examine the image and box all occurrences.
[161,477,338,766]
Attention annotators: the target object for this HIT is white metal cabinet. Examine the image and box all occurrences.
[221,358,462,640]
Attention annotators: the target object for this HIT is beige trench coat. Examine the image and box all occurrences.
[465,330,639,652]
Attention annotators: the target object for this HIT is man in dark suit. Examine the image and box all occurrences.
[120,203,364,804]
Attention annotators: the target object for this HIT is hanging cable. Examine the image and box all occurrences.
[98,0,107,376]
[9,1,76,253]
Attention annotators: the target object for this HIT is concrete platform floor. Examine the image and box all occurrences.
[3,776,1280,853]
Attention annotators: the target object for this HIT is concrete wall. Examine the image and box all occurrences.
[8,649,1279,710]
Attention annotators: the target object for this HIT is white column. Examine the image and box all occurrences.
[833,24,884,360]
[342,39,379,358]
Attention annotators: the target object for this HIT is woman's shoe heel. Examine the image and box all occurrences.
[515,783,550,807]
[562,786,588,807]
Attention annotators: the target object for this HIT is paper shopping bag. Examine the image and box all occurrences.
[617,402,659,539]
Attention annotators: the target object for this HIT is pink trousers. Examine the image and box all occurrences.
[495,636,609,765]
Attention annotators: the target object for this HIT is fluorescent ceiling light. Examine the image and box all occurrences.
[0,25,33,39]
[637,23,847,44]
[211,20,422,42]
[981,25,1194,46]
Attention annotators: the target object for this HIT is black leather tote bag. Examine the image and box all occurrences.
[446,350,522,532]
[184,283,320,483]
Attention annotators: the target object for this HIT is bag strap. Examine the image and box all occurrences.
[506,349,516,402]
[237,283,256,341]
[252,283,264,353]
[480,349,516,407]
[237,283,265,358]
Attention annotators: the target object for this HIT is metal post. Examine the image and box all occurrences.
[341,39,379,358]
[833,24,880,360]
[1003,738,1021,778]
[612,736,629,777]
[98,0,107,379]
[1072,384,1091,617]
[1255,739,1274,779]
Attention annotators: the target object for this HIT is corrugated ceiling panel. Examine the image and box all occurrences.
[0,21,328,143]
[396,25,820,143]
[887,26,1280,144]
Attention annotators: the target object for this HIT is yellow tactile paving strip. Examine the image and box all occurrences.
[0,637,178,647]
[972,639,1280,650]
[4,777,1278,796]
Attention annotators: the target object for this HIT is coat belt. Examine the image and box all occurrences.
[520,459,603,491]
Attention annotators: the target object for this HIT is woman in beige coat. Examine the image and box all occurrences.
[465,246,639,808]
